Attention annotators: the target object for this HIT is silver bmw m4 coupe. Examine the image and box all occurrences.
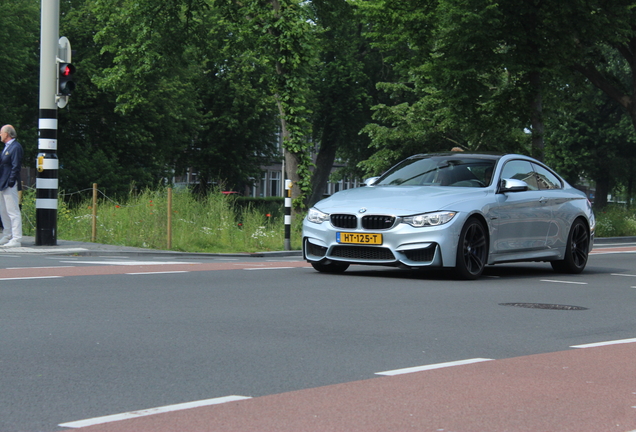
[303,153,595,279]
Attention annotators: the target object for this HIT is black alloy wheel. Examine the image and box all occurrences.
[551,219,590,274]
[455,217,488,280]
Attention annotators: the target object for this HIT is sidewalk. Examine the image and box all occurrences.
[0,236,303,258]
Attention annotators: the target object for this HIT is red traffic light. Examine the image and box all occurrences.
[58,62,76,96]
[61,64,75,76]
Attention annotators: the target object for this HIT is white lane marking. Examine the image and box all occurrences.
[6,266,75,270]
[571,338,636,348]
[59,260,199,266]
[0,276,63,281]
[611,273,636,277]
[58,395,252,428]
[125,271,189,275]
[591,250,636,255]
[375,358,493,376]
[266,259,303,262]
[541,279,588,285]
[244,267,294,270]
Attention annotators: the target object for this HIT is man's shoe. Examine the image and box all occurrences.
[0,236,11,245]
[3,239,21,248]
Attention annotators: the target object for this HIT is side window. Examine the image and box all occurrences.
[532,163,562,190]
[500,160,538,190]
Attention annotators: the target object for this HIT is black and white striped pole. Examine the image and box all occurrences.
[36,0,61,246]
[284,179,292,250]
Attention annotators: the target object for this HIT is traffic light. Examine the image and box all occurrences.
[58,63,76,96]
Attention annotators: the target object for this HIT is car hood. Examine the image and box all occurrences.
[313,186,490,215]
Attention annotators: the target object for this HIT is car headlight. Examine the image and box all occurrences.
[307,207,330,224]
[402,211,456,227]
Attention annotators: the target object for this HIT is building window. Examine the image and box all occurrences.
[260,172,267,197]
[270,171,281,197]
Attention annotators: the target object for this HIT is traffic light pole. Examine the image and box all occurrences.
[36,0,60,246]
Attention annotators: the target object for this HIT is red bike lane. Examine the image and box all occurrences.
[62,341,636,432]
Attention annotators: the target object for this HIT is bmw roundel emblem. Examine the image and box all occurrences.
[359,208,367,213]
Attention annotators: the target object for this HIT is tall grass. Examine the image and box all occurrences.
[21,187,303,253]
[20,187,634,251]
[593,205,636,237]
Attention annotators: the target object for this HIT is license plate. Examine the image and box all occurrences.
[337,232,383,245]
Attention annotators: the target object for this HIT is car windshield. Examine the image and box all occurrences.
[375,155,497,187]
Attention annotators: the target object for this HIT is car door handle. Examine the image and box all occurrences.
[539,197,548,204]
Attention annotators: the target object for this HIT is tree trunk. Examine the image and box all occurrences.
[594,175,610,209]
[276,98,303,216]
[529,70,545,161]
[308,136,338,207]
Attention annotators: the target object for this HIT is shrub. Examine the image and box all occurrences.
[594,206,636,237]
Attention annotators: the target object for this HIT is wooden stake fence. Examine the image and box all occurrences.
[167,188,172,249]
[91,183,97,242]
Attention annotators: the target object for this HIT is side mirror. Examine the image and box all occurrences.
[363,177,380,186]
[498,178,529,193]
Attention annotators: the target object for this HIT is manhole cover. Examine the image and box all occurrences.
[499,303,588,311]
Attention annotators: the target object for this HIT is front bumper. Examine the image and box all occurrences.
[302,218,463,268]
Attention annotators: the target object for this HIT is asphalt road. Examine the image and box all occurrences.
[0,242,635,431]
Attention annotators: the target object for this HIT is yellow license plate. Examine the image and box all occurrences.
[337,232,383,245]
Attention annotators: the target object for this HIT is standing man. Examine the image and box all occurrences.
[0,125,23,248]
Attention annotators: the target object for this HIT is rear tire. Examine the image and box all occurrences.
[551,219,590,274]
[310,261,350,273]
[455,217,488,280]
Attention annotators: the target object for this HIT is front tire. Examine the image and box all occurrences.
[551,219,590,274]
[310,261,350,273]
[455,217,488,280]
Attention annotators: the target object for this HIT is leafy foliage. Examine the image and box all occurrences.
[6,0,636,211]
[1,0,39,158]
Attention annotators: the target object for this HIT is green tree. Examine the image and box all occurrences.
[56,0,204,196]
[545,57,636,209]
[1,0,39,163]
[353,0,532,175]
[216,0,320,211]
[58,0,280,197]
[174,16,280,192]
[306,0,376,206]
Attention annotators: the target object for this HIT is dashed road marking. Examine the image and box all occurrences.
[0,276,63,281]
[571,338,636,348]
[541,279,588,285]
[58,395,252,428]
[244,267,294,270]
[59,260,199,266]
[125,271,190,275]
[375,358,493,376]
[6,266,75,270]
